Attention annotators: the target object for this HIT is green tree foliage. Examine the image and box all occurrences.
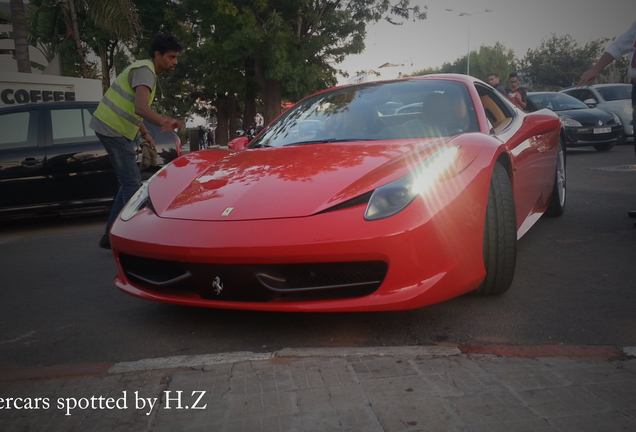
[26,0,140,80]
[520,34,606,91]
[409,42,517,84]
[136,0,426,144]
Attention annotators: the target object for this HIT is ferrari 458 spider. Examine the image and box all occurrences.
[110,74,565,312]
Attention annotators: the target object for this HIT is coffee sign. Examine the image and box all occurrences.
[0,82,76,105]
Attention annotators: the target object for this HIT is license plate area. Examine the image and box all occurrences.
[594,127,611,134]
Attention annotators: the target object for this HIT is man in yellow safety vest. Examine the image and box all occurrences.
[90,34,185,249]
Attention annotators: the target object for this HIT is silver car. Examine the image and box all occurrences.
[560,84,633,141]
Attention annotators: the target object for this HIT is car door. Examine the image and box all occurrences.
[477,85,553,226]
[0,106,54,213]
[45,104,119,204]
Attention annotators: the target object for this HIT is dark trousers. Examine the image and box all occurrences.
[632,83,635,156]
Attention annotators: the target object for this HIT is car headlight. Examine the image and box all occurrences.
[611,112,621,125]
[559,116,582,127]
[623,106,633,116]
[365,146,460,221]
[120,163,171,221]
[120,182,151,221]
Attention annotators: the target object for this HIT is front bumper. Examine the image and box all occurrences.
[564,124,622,146]
[110,172,490,312]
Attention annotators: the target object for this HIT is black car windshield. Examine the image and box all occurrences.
[597,85,632,101]
[248,79,479,148]
[528,93,590,112]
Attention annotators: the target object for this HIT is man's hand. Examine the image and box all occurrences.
[578,52,615,87]
[161,117,185,132]
[578,69,599,87]
[145,135,156,151]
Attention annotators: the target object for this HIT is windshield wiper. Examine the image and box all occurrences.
[283,138,378,147]
[282,139,332,146]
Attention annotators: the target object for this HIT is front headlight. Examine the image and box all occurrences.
[559,116,582,127]
[623,106,633,116]
[119,163,171,221]
[611,112,621,125]
[120,182,150,221]
[365,146,460,221]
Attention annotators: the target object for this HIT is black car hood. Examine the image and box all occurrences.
[556,107,614,126]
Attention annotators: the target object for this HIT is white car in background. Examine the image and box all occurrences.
[560,84,633,142]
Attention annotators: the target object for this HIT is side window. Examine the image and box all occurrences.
[567,89,595,102]
[475,84,515,134]
[0,110,39,150]
[51,108,97,145]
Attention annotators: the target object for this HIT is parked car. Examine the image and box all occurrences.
[560,84,633,142]
[526,92,623,151]
[0,101,181,219]
[110,74,565,312]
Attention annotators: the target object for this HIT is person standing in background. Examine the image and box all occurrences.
[488,73,507,96]
[506,73,527,110]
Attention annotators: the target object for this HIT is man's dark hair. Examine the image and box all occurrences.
[489,73,500,79]
[509,72,519,79]
[148,34,182,58]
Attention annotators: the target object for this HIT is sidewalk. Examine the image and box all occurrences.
[1,346,636,431]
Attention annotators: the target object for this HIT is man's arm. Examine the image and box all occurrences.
[134,85,184,132]
[578,52,616,87]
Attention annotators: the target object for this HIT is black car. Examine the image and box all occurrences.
[526,92,623,151]
[0,101,181,219]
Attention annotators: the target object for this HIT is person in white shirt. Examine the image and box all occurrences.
[579,20,636,223]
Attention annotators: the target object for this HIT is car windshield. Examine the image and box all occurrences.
[248,80,479,148]
[596,85,632,101]
[528,93,589,112]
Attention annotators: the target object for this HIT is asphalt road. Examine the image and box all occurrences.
[1,143,635,369]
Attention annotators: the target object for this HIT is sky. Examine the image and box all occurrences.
[336,0,636,84]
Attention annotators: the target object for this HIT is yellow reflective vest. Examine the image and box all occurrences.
[93,60,157,140]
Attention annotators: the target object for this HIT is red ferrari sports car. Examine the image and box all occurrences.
[110,75,565,312]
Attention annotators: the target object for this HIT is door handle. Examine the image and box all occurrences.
[22,158,42,166]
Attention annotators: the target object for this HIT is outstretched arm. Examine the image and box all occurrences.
[578,52,615,87]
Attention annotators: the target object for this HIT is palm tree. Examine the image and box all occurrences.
[10,0,31,73]
[55,0,141,78]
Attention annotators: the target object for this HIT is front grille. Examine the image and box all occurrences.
[119,254,387,302]
[566,126,621,142]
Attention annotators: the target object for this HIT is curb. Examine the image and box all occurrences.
[459,344,622,359]
[2,345,634,382]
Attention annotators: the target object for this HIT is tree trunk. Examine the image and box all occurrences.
[262,78,282,125]
[99,49,110,92]
[243,59,257,128]
[10,0,31,73]
[228,92,237,140]
[215,93,229,146]
[67,0,89,78]
[255,56,282,125]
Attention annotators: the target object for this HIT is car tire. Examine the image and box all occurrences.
[474,162,517,296]
[593,142,615,151]
[545,137,566,217]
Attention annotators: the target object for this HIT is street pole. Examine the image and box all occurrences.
[445,9,493,76]
[467,15,471,75]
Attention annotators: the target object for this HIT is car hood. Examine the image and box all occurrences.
[148,140,447,221]
[557,107,614,125]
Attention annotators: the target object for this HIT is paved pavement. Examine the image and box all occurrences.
[2,345,636,431]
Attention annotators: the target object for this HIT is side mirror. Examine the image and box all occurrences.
[228,136,249,151]
[520,110,561,137]
[583,98,597,107]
